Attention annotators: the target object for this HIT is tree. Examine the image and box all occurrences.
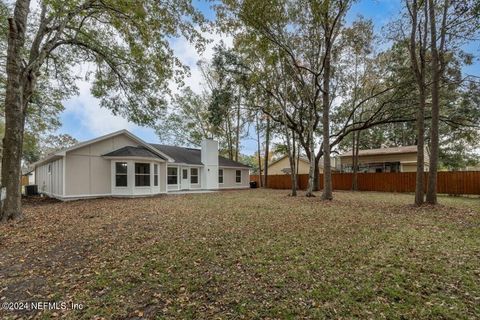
[424,0,479,204]
[156,87,214,147]
[406,0,429,206]
[1,0,205,221]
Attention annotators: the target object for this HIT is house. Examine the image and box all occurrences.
[339,145,429,173]
[267,155,341,175]
[21,168,35,186]
[31,130,250,200]
[267,155,317,175]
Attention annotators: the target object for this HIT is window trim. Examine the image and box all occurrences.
[190,168,199,184]
[115,162,128,188]
[218,169,224,184]
[167,167,178,185]
[154,164,159,187]
[235,170,242,184]
[135,162,151,187]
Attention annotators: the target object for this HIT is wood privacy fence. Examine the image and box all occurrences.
[250,171,480,195]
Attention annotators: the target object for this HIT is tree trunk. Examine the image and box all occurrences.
[321,39,333,201]
[285,124,297,196]
[1,0,31,222]
[263,117,270,188]
[415,88,426,205]
[426,0,442,205]
[408,0,427,206]
[255,113,263,187]
[235,90,241,162]
[352,130,360,191]
[305,125,316,197]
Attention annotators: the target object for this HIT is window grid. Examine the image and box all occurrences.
[218,169,224,184]
[190,168,199,184]
[135,163,150,187]
[115,162,128,187]
[168,167,178,185]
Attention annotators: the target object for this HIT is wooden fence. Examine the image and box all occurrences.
[250,171,480,195]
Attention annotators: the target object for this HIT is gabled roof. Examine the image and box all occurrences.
[150,144,202,165]
[31,130,173,168]
[150,144,250,168]
[339,145,418,157]
[268,155,311,168]
[218,156,251,168]
[103,146,165,159]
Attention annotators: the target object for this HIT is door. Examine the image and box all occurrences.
[181,168,190,190]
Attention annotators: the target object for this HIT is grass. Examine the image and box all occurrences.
[0,189,479,319]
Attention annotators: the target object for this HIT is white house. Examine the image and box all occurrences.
[31,130,250,200]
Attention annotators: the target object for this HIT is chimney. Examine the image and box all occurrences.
[201,139,219,189]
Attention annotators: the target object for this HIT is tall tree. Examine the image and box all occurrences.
[1,0,205,221]
[425,0,479,204]
[406,0,429,206]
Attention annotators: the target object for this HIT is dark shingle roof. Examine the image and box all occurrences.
[218,156,250,168]
[150,144,203,165]
[103,146,165,159]
[150,144,250,168]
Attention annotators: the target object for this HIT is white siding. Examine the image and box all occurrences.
[218,168,249,189]
[35,158,63,197]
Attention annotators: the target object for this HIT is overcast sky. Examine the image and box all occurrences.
[54,0,479,155]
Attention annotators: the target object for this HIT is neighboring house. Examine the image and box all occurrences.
[21,168,35,185]
[267,155,341,175]
[268,156,317,175]
[339,145,429,173]
[31,130,250,200]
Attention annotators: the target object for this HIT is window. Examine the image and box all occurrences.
[115,162,128,187]
[154,164,158,186]
[135,163,150,187]
[218,169,224,184]
[235,170,242,183]
[182,169,188,179]
[190,168,199,184]
[48,164,52,174]
[168,167,178,185]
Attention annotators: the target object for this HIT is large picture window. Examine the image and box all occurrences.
[168,167,178,185]
[135,163,150,187]
[235,170,242,183]
[115,162,128,187]
[218,169,224,184]
[154,164,159,186]
[190,168,199,184]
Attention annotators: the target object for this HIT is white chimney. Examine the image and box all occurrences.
[201,139,219,189]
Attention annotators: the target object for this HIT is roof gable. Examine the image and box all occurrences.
[103,146,164,159]
[32,130,173,167]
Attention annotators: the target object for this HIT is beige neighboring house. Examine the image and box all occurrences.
[268,155,342,175]
[339,145,429,173]
[267,156,315,175]
[31,130,250,201]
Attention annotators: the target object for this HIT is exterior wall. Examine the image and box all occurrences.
[218,168,249,189]
[111,160,166,196]
[340,152,418,165]
[64,134,141,197]
[167,165,202,191]
[340,152,430,173]
[268,157,313,175]
[35,158,63,197]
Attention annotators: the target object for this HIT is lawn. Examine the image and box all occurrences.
[0,189,479,319]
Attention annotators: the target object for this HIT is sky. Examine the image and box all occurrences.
[55,0,480,155]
